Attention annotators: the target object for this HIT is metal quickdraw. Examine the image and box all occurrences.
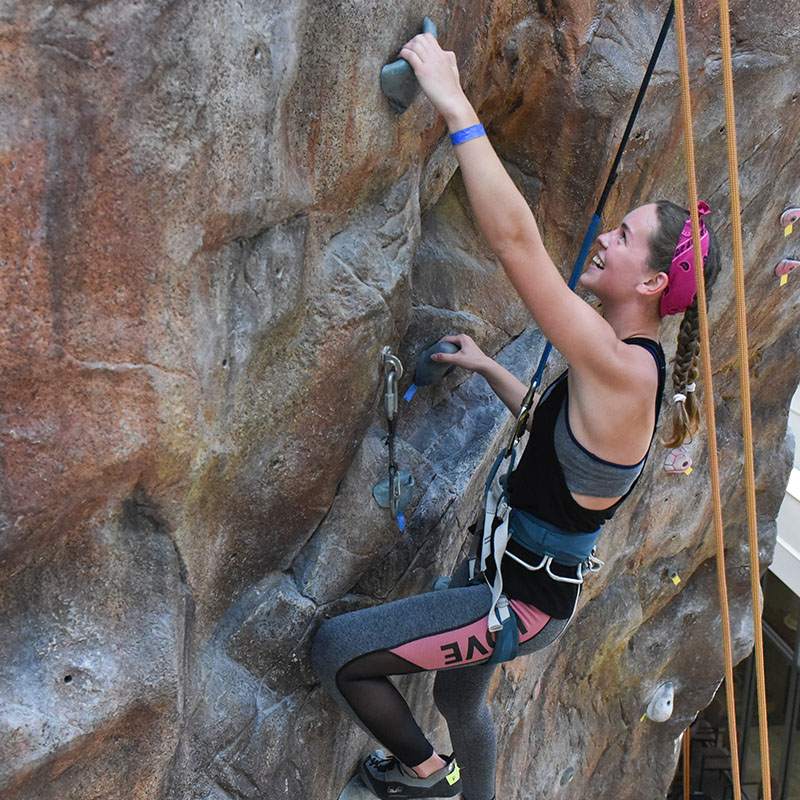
[372,347,414,530]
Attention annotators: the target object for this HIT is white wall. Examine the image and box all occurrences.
[771,386,800,596]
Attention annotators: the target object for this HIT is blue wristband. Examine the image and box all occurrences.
[450,124,486,146]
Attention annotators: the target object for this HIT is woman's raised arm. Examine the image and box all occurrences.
[400,34,631,384]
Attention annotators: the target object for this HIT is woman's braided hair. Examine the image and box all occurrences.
[648,200,722,448]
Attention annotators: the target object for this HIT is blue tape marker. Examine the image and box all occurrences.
[397,512,406,531]
[403,384,418,403]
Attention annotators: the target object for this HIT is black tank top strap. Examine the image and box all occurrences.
[622,336,666,428]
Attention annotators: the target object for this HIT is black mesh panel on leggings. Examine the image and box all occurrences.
[335,649,434,767]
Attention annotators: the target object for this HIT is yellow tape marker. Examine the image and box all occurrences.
[685,467,693,475]
[785,222,794,237]
[447,763,461,786]
[641,713,648,722]
[672,573,681,586]
[781,274,789,287]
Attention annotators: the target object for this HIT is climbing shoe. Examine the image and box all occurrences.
[359,750,461,799]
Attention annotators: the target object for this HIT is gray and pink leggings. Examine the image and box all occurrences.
[311,563,573,800]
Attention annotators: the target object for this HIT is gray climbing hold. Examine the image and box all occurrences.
[413,340,459,388]
[380,17,438,114]
[372,470,414,510]
[645,681,675,722]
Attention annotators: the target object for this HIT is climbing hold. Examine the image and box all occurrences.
[433,576,452,591]
[339,752,390,800]
[645,681,675,722]
[776,258,799,286]
[404,340,460,401]
[381,17,438,114]
[664,445,693,474]
[667,568,681,586]
[372,470,414,517]
[781,206,799,236]
[414,340,459,386]
[560,767,575,786]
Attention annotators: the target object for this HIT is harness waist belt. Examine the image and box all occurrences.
[509,509,600,567]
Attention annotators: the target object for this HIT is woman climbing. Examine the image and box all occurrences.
[313,32,720,800]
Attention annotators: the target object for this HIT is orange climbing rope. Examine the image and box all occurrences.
[715,0,774,795]
[682,728,691,800]
[672,2,773,800]
[672,5,743,798]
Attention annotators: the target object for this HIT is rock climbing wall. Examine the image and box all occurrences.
[1,0,799,798]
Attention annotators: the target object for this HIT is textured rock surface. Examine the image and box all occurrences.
[1,1,799,798]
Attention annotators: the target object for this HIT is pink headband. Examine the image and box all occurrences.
[659,201,711,318]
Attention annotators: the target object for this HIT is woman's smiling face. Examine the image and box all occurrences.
[580,203,661,305]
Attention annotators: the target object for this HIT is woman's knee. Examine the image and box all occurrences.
[311,615,348,684]
[434,662,495,722]
[433,669,463,718]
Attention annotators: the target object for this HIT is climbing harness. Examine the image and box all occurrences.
[472,1,675,660]
[473,448,604,661]
[372,347,414,530]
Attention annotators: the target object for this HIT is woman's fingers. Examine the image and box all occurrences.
[398,34,465,118]
[441,333,468,346]
[431,334,488,372]
[400,35,458,81]
[400,32,438,59]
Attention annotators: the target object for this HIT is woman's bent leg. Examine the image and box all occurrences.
[432,612,570,800]
[311,566,570,799]
[312,582,500,765]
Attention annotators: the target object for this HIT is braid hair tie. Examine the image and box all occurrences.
[672,389,692,433]
[673,382,697,405]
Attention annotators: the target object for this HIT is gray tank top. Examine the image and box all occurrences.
[553,396,647,497]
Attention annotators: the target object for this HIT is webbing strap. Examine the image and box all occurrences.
[509,509,600,566]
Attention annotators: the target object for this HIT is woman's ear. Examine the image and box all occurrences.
[638,270,669,298]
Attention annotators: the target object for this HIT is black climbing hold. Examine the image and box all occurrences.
[561,766,575,786]
[413,340,459,388]
[380,17,438,114]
